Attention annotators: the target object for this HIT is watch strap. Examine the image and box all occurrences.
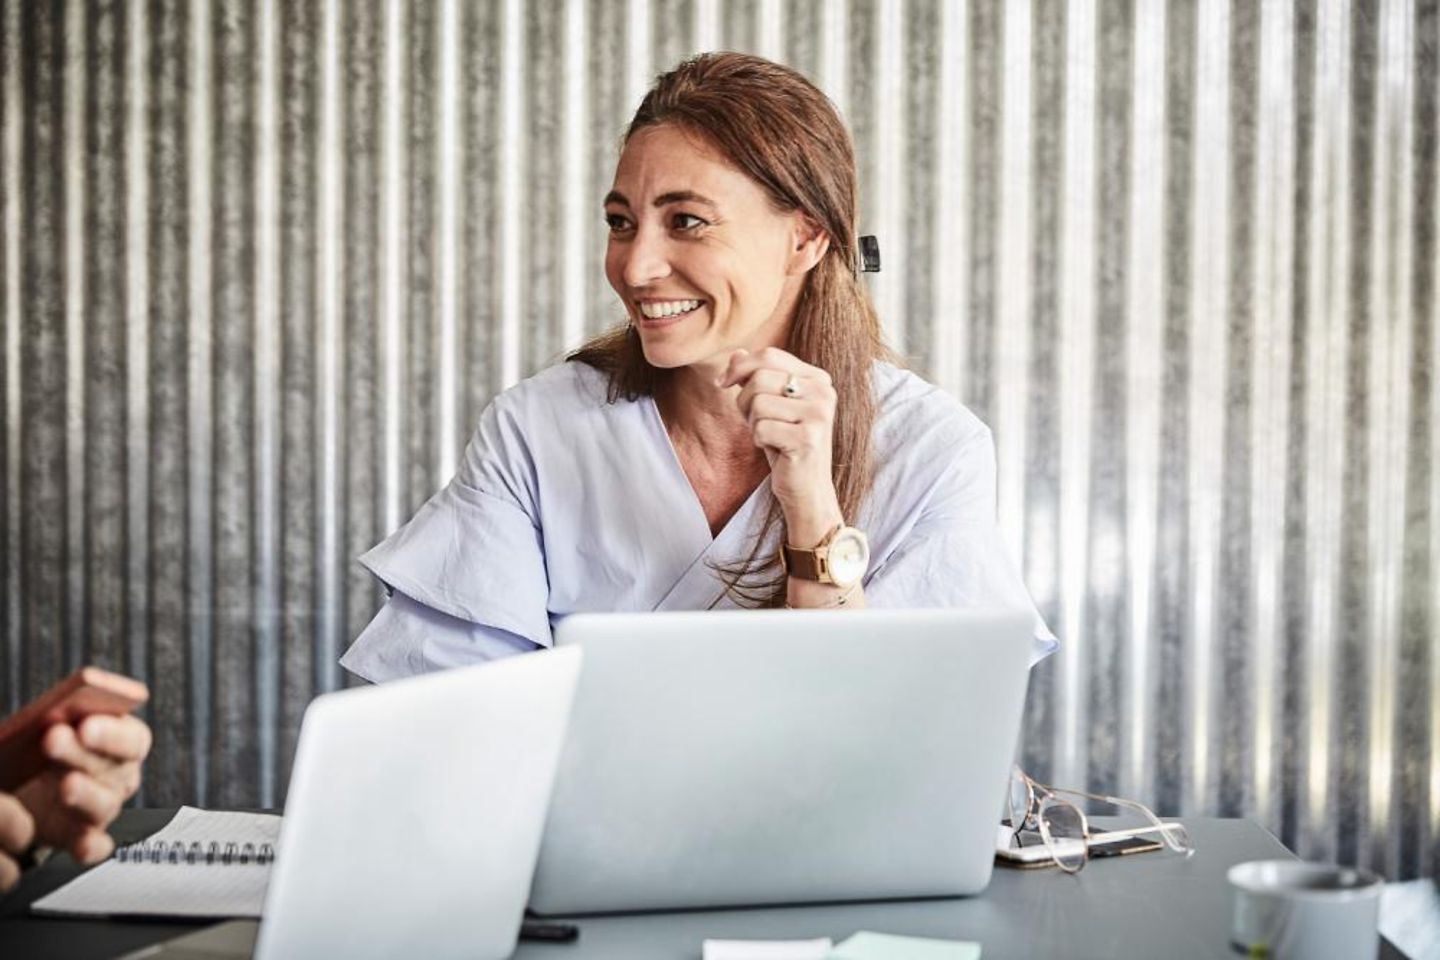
[780,542,825,581]
[779,523,842,583]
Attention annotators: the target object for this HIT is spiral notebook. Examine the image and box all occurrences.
[32,806,282,918]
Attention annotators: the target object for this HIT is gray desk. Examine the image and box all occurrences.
[0,811,1406,959]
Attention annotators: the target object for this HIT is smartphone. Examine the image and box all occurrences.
[0,667,149,791]
[995,825,1163,867]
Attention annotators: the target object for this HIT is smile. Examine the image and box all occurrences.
[637,299,703,320]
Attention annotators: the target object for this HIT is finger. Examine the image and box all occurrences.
[42,724,118,779]
[60,771,125,829]
[70,826,115,866]
[0,793,36,855]
[746,393,807,428]
[0,852,19,893]
[718,346,815,388]
[735,369,792,418]
[752,418,821,459]
[78,713,153,763]
[714,348,751,388]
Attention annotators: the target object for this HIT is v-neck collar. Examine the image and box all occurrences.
[642,394,774,612]
[643,393,771,546]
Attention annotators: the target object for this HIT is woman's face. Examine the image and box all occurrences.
[604,124,822,372]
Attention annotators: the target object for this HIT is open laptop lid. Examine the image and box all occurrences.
[531,609,1032,915]
[255,647,582,960]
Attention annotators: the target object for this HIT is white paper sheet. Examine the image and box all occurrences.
[31,806,282,919]
[702,938,834,960]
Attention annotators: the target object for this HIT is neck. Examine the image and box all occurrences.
[657,369,759,465]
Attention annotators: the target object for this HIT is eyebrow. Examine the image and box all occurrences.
[603,189,718,210]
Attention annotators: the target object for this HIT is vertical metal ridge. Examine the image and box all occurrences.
[125,0,150,693]
[499,0,523,388]
[930,0,968,400]
[1250,0,1296,829]
[316,0,343,693]
[626,0,652,116]
[3,0,22,709]
[562,0,587,354]
[757,0,783,61]
[692,0,720,53]
[1186,0,1231,815]
[253,0,281,809]
[1302,0,1352,856]
[1364,0,1416,874]
[380,0,405,536]
[83,0,128,717]
[993,0,1029,568]
[187,0,214,804]
[873,0,905,357]
[1057,0,1098,792]
[1124,0,1165,802]
[213,0,262,802]
[63,0,85,672]
[435,0,460,480]
[820,0,848,119]
[1431,41,1440,867]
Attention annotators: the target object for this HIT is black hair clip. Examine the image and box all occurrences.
[858,235,880,273]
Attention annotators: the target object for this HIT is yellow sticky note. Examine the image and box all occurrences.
[829,931,982,960]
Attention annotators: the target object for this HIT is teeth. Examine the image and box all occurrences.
[638,299,701,319]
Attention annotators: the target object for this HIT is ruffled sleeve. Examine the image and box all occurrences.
[343,387,554,667]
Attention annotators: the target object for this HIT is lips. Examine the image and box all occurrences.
[637,298,703,320]
[634,298,705,327]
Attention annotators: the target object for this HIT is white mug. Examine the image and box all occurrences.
[1228,859,1382,959]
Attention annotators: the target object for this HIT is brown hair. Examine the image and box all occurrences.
[569,52,890,607]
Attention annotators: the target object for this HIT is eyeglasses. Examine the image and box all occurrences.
[1005,765,1195,874]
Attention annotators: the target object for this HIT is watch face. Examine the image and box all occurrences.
[827,529,870,587]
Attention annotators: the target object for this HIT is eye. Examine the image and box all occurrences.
[671,212,708,232]
[604,212,633,233]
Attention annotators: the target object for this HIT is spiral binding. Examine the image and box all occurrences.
[114,839,275,866]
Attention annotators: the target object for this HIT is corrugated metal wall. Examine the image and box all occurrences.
[1,0,1436,881]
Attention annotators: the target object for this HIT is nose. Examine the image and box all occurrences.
[619,225,672,289]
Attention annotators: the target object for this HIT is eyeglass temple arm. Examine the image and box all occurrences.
[1086,822,1187,843]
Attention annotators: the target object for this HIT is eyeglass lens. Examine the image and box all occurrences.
[1038,798,1087,873]
[1006,767,1032,836]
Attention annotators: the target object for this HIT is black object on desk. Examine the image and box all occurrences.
[521,920,579,943]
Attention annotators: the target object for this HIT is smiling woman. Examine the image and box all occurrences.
[339,53,1054,683]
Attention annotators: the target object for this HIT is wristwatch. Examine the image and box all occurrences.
[779,523,870,589]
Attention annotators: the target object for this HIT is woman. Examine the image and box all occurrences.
[341,53,1053,682]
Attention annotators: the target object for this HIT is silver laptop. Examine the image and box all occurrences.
[128,646,582,960]
[529,609,1034,915]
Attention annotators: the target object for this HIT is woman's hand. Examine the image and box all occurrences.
[14,714,152,866]
[718,347,844,545]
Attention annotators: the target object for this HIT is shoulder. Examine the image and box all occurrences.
[458,362,624,496]
[476,361,630,446]
[869,361,991,459]
[489,361,614,421]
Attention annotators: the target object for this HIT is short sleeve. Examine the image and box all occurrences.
[347,393,553,655]
[864,421,1058,666]
[339,591,540,683]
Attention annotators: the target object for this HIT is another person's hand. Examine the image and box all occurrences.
[0,791,36,892]
[13,713,152,868]
[719,346,844,545]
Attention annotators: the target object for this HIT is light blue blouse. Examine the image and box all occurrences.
[339,360,1056,682]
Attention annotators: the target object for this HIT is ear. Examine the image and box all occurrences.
[785,214,831,277]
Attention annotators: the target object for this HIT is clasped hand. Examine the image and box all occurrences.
[0,713,151,891]
[718,347,843,539]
